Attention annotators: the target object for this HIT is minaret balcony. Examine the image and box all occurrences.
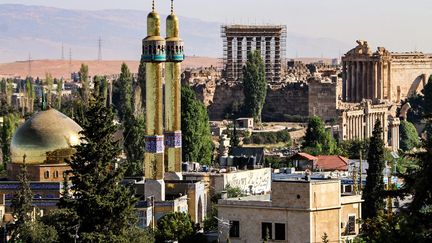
[166,40,184,62]
[142,39,166,62]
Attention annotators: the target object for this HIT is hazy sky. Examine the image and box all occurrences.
[1,0,432,53]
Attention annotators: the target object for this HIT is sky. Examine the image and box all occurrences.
[1,0,432,54]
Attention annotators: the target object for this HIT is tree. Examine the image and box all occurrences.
[56,78,63,110]
[181,85,213,164]
[115,63,133,122]
[156,212,195,243]
[25,78,35,113]
[242,50,267,123]
[302,116,338,155]
[339,139,369,159]
[79,63,90,106]
[1,113,19,163]
[137,59,146,110]
[399,120,420,151]
[123,113,146,176]
[362,120,386,219]
[65,91,143,241]
[423,75,432,118]
[11,162,33,228]
[45,73,54,106]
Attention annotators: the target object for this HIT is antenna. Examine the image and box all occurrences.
[98,37,102,61]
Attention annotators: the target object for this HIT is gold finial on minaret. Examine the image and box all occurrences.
[152,0,155,12]
[171,0,174,14]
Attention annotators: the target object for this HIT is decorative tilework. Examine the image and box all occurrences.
[164,131,182,148]
[145,135,164,153]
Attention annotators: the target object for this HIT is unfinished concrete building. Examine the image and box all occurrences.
[221,25,287,83]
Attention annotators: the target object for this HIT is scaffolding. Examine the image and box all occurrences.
[221,25,287,83]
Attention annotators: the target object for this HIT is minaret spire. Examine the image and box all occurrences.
[152,0,155,12]
[171,0,174,14]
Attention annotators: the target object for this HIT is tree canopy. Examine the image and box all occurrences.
[362,120,386,219]
[242,50,267,123]
[399,120,420,152]
[181,85,213,164]
[302,116,338,155]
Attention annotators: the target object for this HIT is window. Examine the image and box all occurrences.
[261,222,272,240]
[229,220,240,238]
[275,223,286,240]
[54,171,59,178]
[347,216,356,235]
[44,171,50,179]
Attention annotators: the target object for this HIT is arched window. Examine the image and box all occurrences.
[54,171,59,178]
[44,171,50,179]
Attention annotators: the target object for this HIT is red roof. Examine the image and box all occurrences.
[293,152,318,161]
[316,155,349,171]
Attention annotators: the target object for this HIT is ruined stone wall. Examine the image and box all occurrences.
[262,83,309,121]
[308,81,338,121]
[390,58,432,101]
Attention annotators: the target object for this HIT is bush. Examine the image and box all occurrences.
[243,130,292,145]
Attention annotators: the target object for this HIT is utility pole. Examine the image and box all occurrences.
[98,37,102,61]
[62,42,64,61]
[359,151,363,192]
[69,48,72,79]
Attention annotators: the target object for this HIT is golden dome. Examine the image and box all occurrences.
[10,108,83,164]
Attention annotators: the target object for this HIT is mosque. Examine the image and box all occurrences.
[0,0,206,228]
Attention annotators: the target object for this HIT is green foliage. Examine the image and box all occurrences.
[399,120,420,151]
[124,113,146,176]
[362,120,386,219]
[45,73,54,106]
[41,208,79,243]
[13,221,59,243]
[11,163,33,227]
[226,185,245,198]
[115,63,133,122]
[302,116,339,155]
[181,85,213,164]
[242,50,267,123]
[243,130,292,145]
[203,206,218,232]
[65,92,140,241]
[424,75,432,118]
[339,139,370,159]
[322,232,329,243]
[156,212,195,243]
[56,78,63,110]
[406,75,432,122]
[1,112,19,163]
[358,213,411,243]
[79,63,90,106]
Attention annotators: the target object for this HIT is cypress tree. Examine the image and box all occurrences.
[11,161,33,227]
[399,120,420,151]
[116,63,133,122]
[66,89,140,241]
[181,85,213,164]
[79,64,89,106]
[242,50,267,123]
[362,120,386,219]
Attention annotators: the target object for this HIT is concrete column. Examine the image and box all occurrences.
[237,37,243,81]
[226,37,234,81]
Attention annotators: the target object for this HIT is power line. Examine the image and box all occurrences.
[28,53,32,78]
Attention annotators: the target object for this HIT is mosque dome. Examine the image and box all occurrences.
[10,108,83,164]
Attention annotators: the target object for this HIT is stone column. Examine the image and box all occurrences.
[343,61,348,101]
[351,62,356,102]
[388,62,392,102]
[373,62,378,99]
[356,61,361,102]
[362,61,367,99]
